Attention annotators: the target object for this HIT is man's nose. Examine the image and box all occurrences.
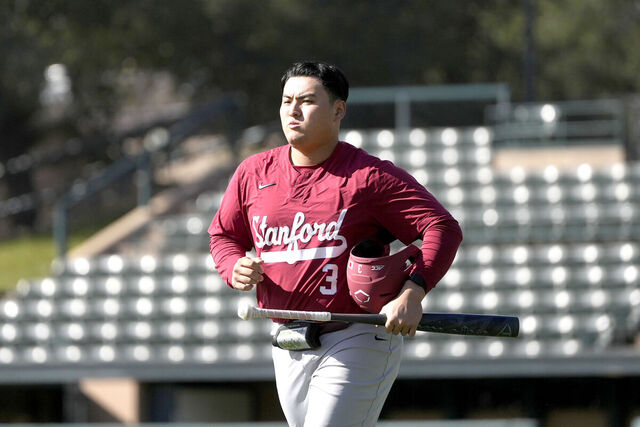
[287,102,301,117]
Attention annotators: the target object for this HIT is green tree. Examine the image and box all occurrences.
[2,0,640,233]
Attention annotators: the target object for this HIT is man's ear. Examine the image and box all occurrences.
[334,100,346,122]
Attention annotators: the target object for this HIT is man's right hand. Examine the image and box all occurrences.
[231,256,265,291]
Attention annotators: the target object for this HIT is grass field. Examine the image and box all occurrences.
[0,228,98,294]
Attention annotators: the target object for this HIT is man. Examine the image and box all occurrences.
[209,61,462,426]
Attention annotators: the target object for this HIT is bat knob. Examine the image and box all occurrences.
[237,301,252,320]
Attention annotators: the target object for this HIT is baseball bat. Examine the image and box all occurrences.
[237,303,519,338]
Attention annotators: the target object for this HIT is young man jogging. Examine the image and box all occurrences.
[209,61,462,426]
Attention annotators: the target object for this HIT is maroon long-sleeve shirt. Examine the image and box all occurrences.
[209,141,462,315]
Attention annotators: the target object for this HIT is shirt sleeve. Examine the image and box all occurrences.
[208,164,254,287]
[368,161,463,293]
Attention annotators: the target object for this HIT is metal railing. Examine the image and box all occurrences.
[486,99,626,147]
[52,94,241,258]
[348,83,511,135]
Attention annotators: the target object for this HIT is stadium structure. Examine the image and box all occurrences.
[0,84,639,427]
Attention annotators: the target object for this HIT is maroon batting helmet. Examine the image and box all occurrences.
[347,239,421,313]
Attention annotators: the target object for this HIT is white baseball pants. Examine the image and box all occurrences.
[272,323,403,427]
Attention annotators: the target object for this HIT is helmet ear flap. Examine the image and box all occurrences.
[404,255,417,272]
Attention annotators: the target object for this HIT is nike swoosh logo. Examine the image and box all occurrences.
[258,183,276,190]
[374,335,388,341]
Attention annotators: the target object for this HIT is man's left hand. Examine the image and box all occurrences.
[379,280,426,337]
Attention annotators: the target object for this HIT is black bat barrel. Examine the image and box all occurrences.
[417,313,519,338]
[330,312,519,338]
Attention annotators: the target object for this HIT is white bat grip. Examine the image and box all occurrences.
[244,305,332,322]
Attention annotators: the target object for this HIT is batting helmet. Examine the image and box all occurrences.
[347,239,421,313]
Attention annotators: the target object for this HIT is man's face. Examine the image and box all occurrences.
[280,76,344,150]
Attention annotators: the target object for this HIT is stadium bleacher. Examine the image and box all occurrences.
[1,93,640,424]
[1,117,639,384]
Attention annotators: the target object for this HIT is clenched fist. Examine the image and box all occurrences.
[231,256,265,291]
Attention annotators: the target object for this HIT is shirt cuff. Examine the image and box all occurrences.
[408,272,428,293]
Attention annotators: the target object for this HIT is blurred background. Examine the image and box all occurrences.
[1,0,640,426]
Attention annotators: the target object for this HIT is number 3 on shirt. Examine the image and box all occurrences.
[320,264,338,295]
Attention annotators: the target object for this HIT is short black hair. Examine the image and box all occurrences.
[281,61,349,102]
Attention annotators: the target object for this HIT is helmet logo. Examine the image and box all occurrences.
[353,290,371,303]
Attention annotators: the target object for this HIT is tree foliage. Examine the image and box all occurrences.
[1,0,639,228]
[3,0,639,125]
